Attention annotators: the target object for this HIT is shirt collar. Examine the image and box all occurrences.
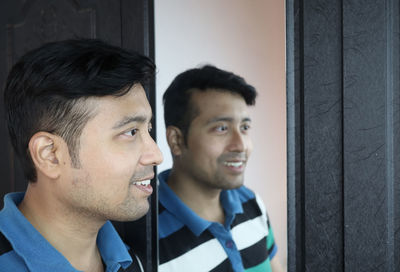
[220,189,244,227]
[158,169,244,235]
[0,192,132,272]
[97,221,132,270]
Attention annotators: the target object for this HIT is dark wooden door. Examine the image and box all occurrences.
[0,0,158,271]
[287,0,400,271]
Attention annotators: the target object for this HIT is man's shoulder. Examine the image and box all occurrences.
[234,185,255,195]
[0,254,29,272]
[230,186,270,219]
[0,232,29,271]
[229,185,258,203]
[0,231,12,255]
[157,169,171,183]
[0,193,27,269]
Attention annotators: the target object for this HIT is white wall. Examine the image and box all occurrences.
[155,0,287,268]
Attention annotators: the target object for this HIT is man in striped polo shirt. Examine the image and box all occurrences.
[158,65,283,272]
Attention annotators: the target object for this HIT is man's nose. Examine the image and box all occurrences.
[227,129,245,152]
[141,134,164,166]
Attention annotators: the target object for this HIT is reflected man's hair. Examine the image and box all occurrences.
[163,65,257,141]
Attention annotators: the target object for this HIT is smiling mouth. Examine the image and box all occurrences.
[131,178,153,195]
[132,180,151,186]
[223,161,245,168]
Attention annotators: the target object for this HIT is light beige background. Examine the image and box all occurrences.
[154,0,287,269]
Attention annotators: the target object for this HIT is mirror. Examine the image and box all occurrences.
[154,0,287,269]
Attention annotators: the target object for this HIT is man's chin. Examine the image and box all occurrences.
[221,178,244,190]
[111,204,150,222]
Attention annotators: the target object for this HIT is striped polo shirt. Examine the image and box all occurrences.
[158,169,277,272]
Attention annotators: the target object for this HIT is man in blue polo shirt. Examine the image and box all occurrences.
[0,39,163,271]
[158,65,283,271]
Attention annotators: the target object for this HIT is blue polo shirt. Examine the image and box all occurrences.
[0,192,136,272]
[158,169,277,272]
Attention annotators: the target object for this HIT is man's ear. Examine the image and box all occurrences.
[166,126,185,156]
[28,132,62,180]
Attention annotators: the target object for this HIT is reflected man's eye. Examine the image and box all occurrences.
[215,125,228,132]
[242,124,251,131]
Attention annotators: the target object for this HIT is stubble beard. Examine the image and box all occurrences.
[213,169,245,190]
[69,169,151,223]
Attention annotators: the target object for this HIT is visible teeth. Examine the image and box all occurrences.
[134,180,151,186]
[224,162,243,167]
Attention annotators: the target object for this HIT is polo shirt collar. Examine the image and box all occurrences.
[97,221,132,270]
[220,189,244,227]
[0,192,132,272]
[158,169,244,236]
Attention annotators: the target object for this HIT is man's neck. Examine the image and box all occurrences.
[167,169,225,224]
[19,184,105,272]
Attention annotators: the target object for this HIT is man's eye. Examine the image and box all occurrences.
[242,124,251,131]
[215,125,228,132]
[124,129,138,137]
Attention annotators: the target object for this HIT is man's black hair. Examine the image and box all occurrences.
[4,39,156,182]
[163,65,257,141]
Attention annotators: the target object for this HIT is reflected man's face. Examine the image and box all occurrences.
[180,89,253,190]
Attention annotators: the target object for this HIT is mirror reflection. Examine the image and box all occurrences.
[155,0,287,270]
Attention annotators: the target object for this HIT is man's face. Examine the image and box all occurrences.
[179,90,253,190]
[59,84,163,222]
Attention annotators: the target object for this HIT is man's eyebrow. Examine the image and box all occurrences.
[206,117,233,125]
[206,117,252,125]
[112,115,153,129]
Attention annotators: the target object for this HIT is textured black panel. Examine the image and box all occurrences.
[392,1,400,268]
[286,0,304,271]
[288,0,343,271]
[8,0,96,59]
[288,0,400,271]
[303,0,343,271]
[343,0,397,270]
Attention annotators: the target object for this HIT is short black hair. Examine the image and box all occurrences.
[163,65,257,140]
[4,39,156,182]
